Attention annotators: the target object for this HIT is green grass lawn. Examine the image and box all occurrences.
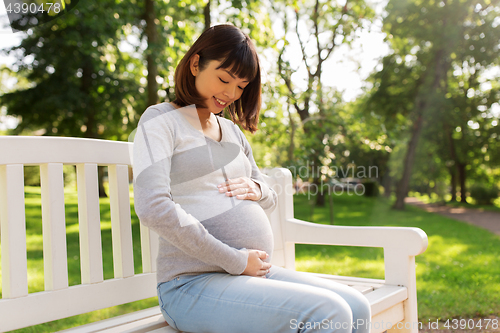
[1,188,499,331]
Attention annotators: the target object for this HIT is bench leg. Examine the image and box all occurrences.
[385,251,420,333]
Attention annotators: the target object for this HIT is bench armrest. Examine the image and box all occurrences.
[284,218,428,256]
[282,217,427,331]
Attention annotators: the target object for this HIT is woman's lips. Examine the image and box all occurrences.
[213,97,228,108]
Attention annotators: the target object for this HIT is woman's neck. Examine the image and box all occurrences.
[170,102,216,131]
[196,109,213,130]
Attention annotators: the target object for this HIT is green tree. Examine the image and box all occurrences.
[368,0,500,209]
[272,0,374,205]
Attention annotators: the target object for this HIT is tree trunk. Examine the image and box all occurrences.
[204,0,211,30]
[392,105,425,210]
[444,122,458,202]
[457,162,467,203]
[314,177,325,206]
[145,0,158,107]
[449,166,457,202]
[393,49,448,210]
[288,104,296,163]
[81,58,107,198]
[382,170,392,198]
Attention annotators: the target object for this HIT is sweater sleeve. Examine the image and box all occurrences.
[232,123,278,212]
[132,108,248,275]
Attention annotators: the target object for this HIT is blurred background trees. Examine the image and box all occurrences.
[1,0,499,205]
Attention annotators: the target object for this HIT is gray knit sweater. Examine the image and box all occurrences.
[133,103,277,283]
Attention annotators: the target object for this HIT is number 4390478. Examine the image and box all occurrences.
[444,318,498,330]
[6,2,62,15]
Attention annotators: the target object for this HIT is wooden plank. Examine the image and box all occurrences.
[285,217,428,256]
[140,224,158,273]
[364,285,408,316]
[351,285,374,294]
[0,136,132,166]
[108,165,135,278]
[76,163,103,284]
[40,163,69,291]
[95,315,167,333]
[149,326,181,333]
[58,307,165,333]
[371,303,405,333]
[0,273,157,332]
[306,272,385,288]
[0,164,28,299]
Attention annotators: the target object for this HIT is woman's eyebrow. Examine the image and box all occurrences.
[222,69,249,82]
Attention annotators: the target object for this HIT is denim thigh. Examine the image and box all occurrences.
[157,268,370,333]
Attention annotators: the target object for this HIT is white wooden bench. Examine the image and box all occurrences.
[0,136,428,333]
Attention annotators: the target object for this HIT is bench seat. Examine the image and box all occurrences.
[59,275,406,333]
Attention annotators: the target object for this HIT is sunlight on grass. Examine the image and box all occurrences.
[26,234,43,251]
[27,262,45,294]
[66,223,80,234]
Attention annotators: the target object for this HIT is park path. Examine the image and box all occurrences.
[405,197,500,236]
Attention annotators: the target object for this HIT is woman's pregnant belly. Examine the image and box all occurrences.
[200,200,274,258]
[173,190,274,259]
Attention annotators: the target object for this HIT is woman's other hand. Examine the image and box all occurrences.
[241,250,271,278]
[217,177,262,201]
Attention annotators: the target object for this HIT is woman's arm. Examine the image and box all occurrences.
[133,107,249,275]
[232,123,278,212]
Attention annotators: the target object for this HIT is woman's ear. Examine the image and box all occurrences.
[189,54,200,77]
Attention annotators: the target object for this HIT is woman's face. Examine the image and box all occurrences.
[190,55,250,114]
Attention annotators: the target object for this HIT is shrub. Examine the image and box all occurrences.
[469,184,499,205]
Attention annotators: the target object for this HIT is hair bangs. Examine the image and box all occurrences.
[217,43,259,82]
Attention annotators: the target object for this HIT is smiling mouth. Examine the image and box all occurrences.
[214,97,227,106]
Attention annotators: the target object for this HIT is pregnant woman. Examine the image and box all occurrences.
[133,24,371,333]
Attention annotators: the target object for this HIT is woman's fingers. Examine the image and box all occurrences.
[241,250,272,278]
[217,177,262,201]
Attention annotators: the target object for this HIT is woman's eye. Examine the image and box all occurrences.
[238,86,244,90]
[219,78,228,84]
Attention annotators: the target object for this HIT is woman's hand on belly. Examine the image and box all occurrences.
[217,177,262,201]
[241,249,272,278]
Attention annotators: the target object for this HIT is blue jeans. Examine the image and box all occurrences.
[157,266,371,333]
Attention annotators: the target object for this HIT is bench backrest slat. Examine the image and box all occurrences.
[261,168,295,269]
[108,164,135,278]
[140,223,159,273]
[40,163,69,291]
[76,163,104,284]
[0,164,29,299]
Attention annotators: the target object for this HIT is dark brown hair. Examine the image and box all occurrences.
[172,24,262,133]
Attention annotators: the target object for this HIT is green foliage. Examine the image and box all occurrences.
[0,0,143,139]
[363,0,500,204]
[470,184,499,205]
[24,166,41,186]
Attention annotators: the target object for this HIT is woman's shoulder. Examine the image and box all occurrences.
[218,116,251,148]
[138,102,178,126]
[219,116,243,135]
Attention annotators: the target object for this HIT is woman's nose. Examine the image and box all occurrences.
[223,85,237,99]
